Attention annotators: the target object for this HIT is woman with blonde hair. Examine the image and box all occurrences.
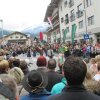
[8,67,24,84]
[0,60,9,74]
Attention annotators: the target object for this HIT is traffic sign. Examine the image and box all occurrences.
[84,34,89,40]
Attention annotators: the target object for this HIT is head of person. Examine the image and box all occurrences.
[8,67,24,84]
[37,56,47,67]
[20,60,29,75]
[91,58,96,64]
[0,74,18,100]
[12,59,20,67]
[47,59,56,70]
[22,70,48,93]
[0,60,9,74]
[95,55,100,63]
[97,61,100,71]
[8,57,15,69]
[63,56,87,86]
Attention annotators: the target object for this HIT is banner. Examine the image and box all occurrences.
[63,29,67,43]
[48,17,53,29]
[39,32,43,41]
[71,24,77,45]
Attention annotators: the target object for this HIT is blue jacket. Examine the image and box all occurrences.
[20,89,51,100]
[51,78,67,95]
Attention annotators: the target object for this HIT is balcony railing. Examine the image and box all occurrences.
[76,10,83,18]
[52,12,59,20]
[53,20,59,27]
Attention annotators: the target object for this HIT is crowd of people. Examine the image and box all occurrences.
[0,41,99,100]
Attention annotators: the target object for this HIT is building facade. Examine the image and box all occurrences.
[44,0,60,43]
[44,0,100,44]
[0,32,31,45]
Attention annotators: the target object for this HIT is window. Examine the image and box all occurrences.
[88,16,94,26]
[64,0,67,8]
[10,36,12,38]
[77,4,83,18]
[79,20,84,29]
[65,14,69,24]
[61,17,64,23]
[70,9,75,22]
[20,36,23,38]
[15,36,18,38]
[69,0,74,8]
[86,0,93,7]
[66,27,69,32]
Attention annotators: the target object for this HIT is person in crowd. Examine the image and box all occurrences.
[0,60,9,74]
[95,55,100,63]
[46,59,63,92]
[0,81,15,100]
[20,70,51,100]
[47,46,54,59]
[8,57,15,68]
[93,61,100,81]
[36,55,47,72]
[27,47,31,58]
[8,67,28,96]
[84,68,100,96]
[12,59,20,68]
[48,56,100,100]
[20,60,29,75]
[57,53,64,74]
[8,67,24,85]
[0,74,18,100]
[90,58,97,75]
[51,78,67,95]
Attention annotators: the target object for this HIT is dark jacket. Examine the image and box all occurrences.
[48,85,100,100]
[46,71,63,92]
[20,89,51,100]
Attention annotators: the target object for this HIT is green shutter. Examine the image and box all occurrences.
[71,24,77,45]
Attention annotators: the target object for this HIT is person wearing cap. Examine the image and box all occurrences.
[20,70,51,100]
[48,56,100,100]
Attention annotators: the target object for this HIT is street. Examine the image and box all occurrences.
[16,53,59,71]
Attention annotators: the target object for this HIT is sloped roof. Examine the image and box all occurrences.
[44,0,59,22]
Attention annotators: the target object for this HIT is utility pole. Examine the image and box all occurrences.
[83,0,88,34]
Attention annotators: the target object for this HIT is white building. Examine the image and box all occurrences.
[0,32,31,45]
[58,0,100,44]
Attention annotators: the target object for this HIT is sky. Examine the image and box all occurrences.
[0,0,51,31]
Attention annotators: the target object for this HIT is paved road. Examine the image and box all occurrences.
[16,53,59,71]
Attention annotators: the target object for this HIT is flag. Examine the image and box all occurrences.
[71,24,77,45]
[39,32,43,41]
[63,29,67,43]
[48,17,53,29]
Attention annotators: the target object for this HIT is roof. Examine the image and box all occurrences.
[44,0,59,22]
[0,31,28,39]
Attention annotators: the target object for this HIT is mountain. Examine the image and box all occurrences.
[0,28,12,37]
[22,22,50,37]
[0,22,50,38]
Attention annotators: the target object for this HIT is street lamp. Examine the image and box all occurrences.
[0,19,4,44]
